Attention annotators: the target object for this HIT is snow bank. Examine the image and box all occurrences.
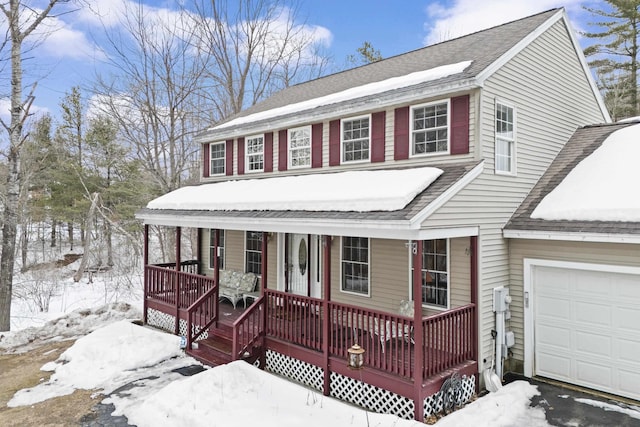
[147,167,443,212]
[532,123,640,221]
[125,360,424,427]
[0,302,141,352]
[7,319,185,407]
[434,381,549,426]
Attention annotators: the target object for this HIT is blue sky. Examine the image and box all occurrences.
[3,0,602,125]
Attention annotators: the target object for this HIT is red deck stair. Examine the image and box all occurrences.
[186,322,234,366]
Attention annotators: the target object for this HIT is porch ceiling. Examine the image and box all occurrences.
[136,161,483,239]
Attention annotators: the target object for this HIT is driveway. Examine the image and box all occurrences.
[506,374,640,426]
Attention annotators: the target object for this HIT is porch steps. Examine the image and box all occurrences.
[186,323,234,367]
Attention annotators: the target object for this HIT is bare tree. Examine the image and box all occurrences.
[189,0,330,119]
[0,0,69,331]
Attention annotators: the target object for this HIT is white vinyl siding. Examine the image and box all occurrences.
[425,19,608,373]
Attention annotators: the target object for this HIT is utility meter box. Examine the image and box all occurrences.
[493,286,511,312]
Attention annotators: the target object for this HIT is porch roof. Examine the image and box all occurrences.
[136,161,483,240]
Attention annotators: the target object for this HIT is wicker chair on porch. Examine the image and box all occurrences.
[372,300,415,353]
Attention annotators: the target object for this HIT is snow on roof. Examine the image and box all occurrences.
[210,60,472,131]
[147,167,443,212]
[532,123,640,221]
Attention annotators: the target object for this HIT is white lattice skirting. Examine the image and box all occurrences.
[265,350,475,420]
[146,308,208,340]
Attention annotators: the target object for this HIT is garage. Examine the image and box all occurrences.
[527,262,640,401]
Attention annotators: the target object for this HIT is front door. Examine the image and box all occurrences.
[287,234,321,298]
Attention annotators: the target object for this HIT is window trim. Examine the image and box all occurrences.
[495,100,517,176]
[409,99,451,158]
[409,238,450,311]
[340,114,371,164]
[209,142,226,176]
[287,125,312,169]
[245,134,265,173]
[208,229,225,270]
[339,236,371,297]
[244,230,263,277]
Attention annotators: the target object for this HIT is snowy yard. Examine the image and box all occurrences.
[1,269,549,427]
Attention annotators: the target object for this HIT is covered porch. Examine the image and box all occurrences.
[142,226,478,421]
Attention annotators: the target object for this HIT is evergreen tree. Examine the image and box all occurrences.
[583,1,640,120]
[346,41,383,67]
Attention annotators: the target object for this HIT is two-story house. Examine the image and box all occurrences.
[136,8,609,421]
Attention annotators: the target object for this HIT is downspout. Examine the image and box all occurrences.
[412,240,424,422]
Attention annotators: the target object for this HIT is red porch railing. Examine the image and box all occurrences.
[329,301,414,379]
[422,303,476,380]
[145,264,215,309]
[232,296,265,360]
[187,284,219,348]
[265,289,324,352]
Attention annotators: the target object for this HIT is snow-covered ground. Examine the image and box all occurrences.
[5,316,549,427]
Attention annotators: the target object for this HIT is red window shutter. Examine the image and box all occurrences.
[225,139,233,176]
[278,129,288,171]
[203,143,210,177]
[312,123,323,168]
[237,137,245,175]
[394,106,409,160]
[264,132,273,172]
[371,111,386,163]
[450,95,470,155]
[329,120,340,166]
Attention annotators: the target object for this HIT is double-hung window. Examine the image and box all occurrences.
[495,102,515,174]
[210,142,225,175]
[245,231,263,276]
[208,229,225,270]
[341,237,369,295]
[412,239,449,309]
[288,126,311,168]
[342,116,370,163]
[411,100,449,155]
[246,135,264,172]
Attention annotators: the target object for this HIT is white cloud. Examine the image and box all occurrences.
[0,98,50,128]
[423,0,586,45]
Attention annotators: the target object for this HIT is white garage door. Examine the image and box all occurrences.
[532,265,640,400]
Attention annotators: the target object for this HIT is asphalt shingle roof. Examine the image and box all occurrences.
[138,160,482,224]
[505,121,640,235]
[201,8,561,138]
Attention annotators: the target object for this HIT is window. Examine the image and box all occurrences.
[210,142,225,175]
[246,135,264,172]
[245,231,263,276]
[495,102,515,174]
[411,101,449,156]
[208,229,225,270]
[412,239,449,308]
[288,126,311,168]
[342,116,370,162]
[341,237,369,295]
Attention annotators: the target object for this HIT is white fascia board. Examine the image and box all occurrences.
[194,79,480,144]
[136,212,479,240]
[409,161,484,227]
[503,228,640,244]
[475,10,564,85]
[560,10,611,123]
